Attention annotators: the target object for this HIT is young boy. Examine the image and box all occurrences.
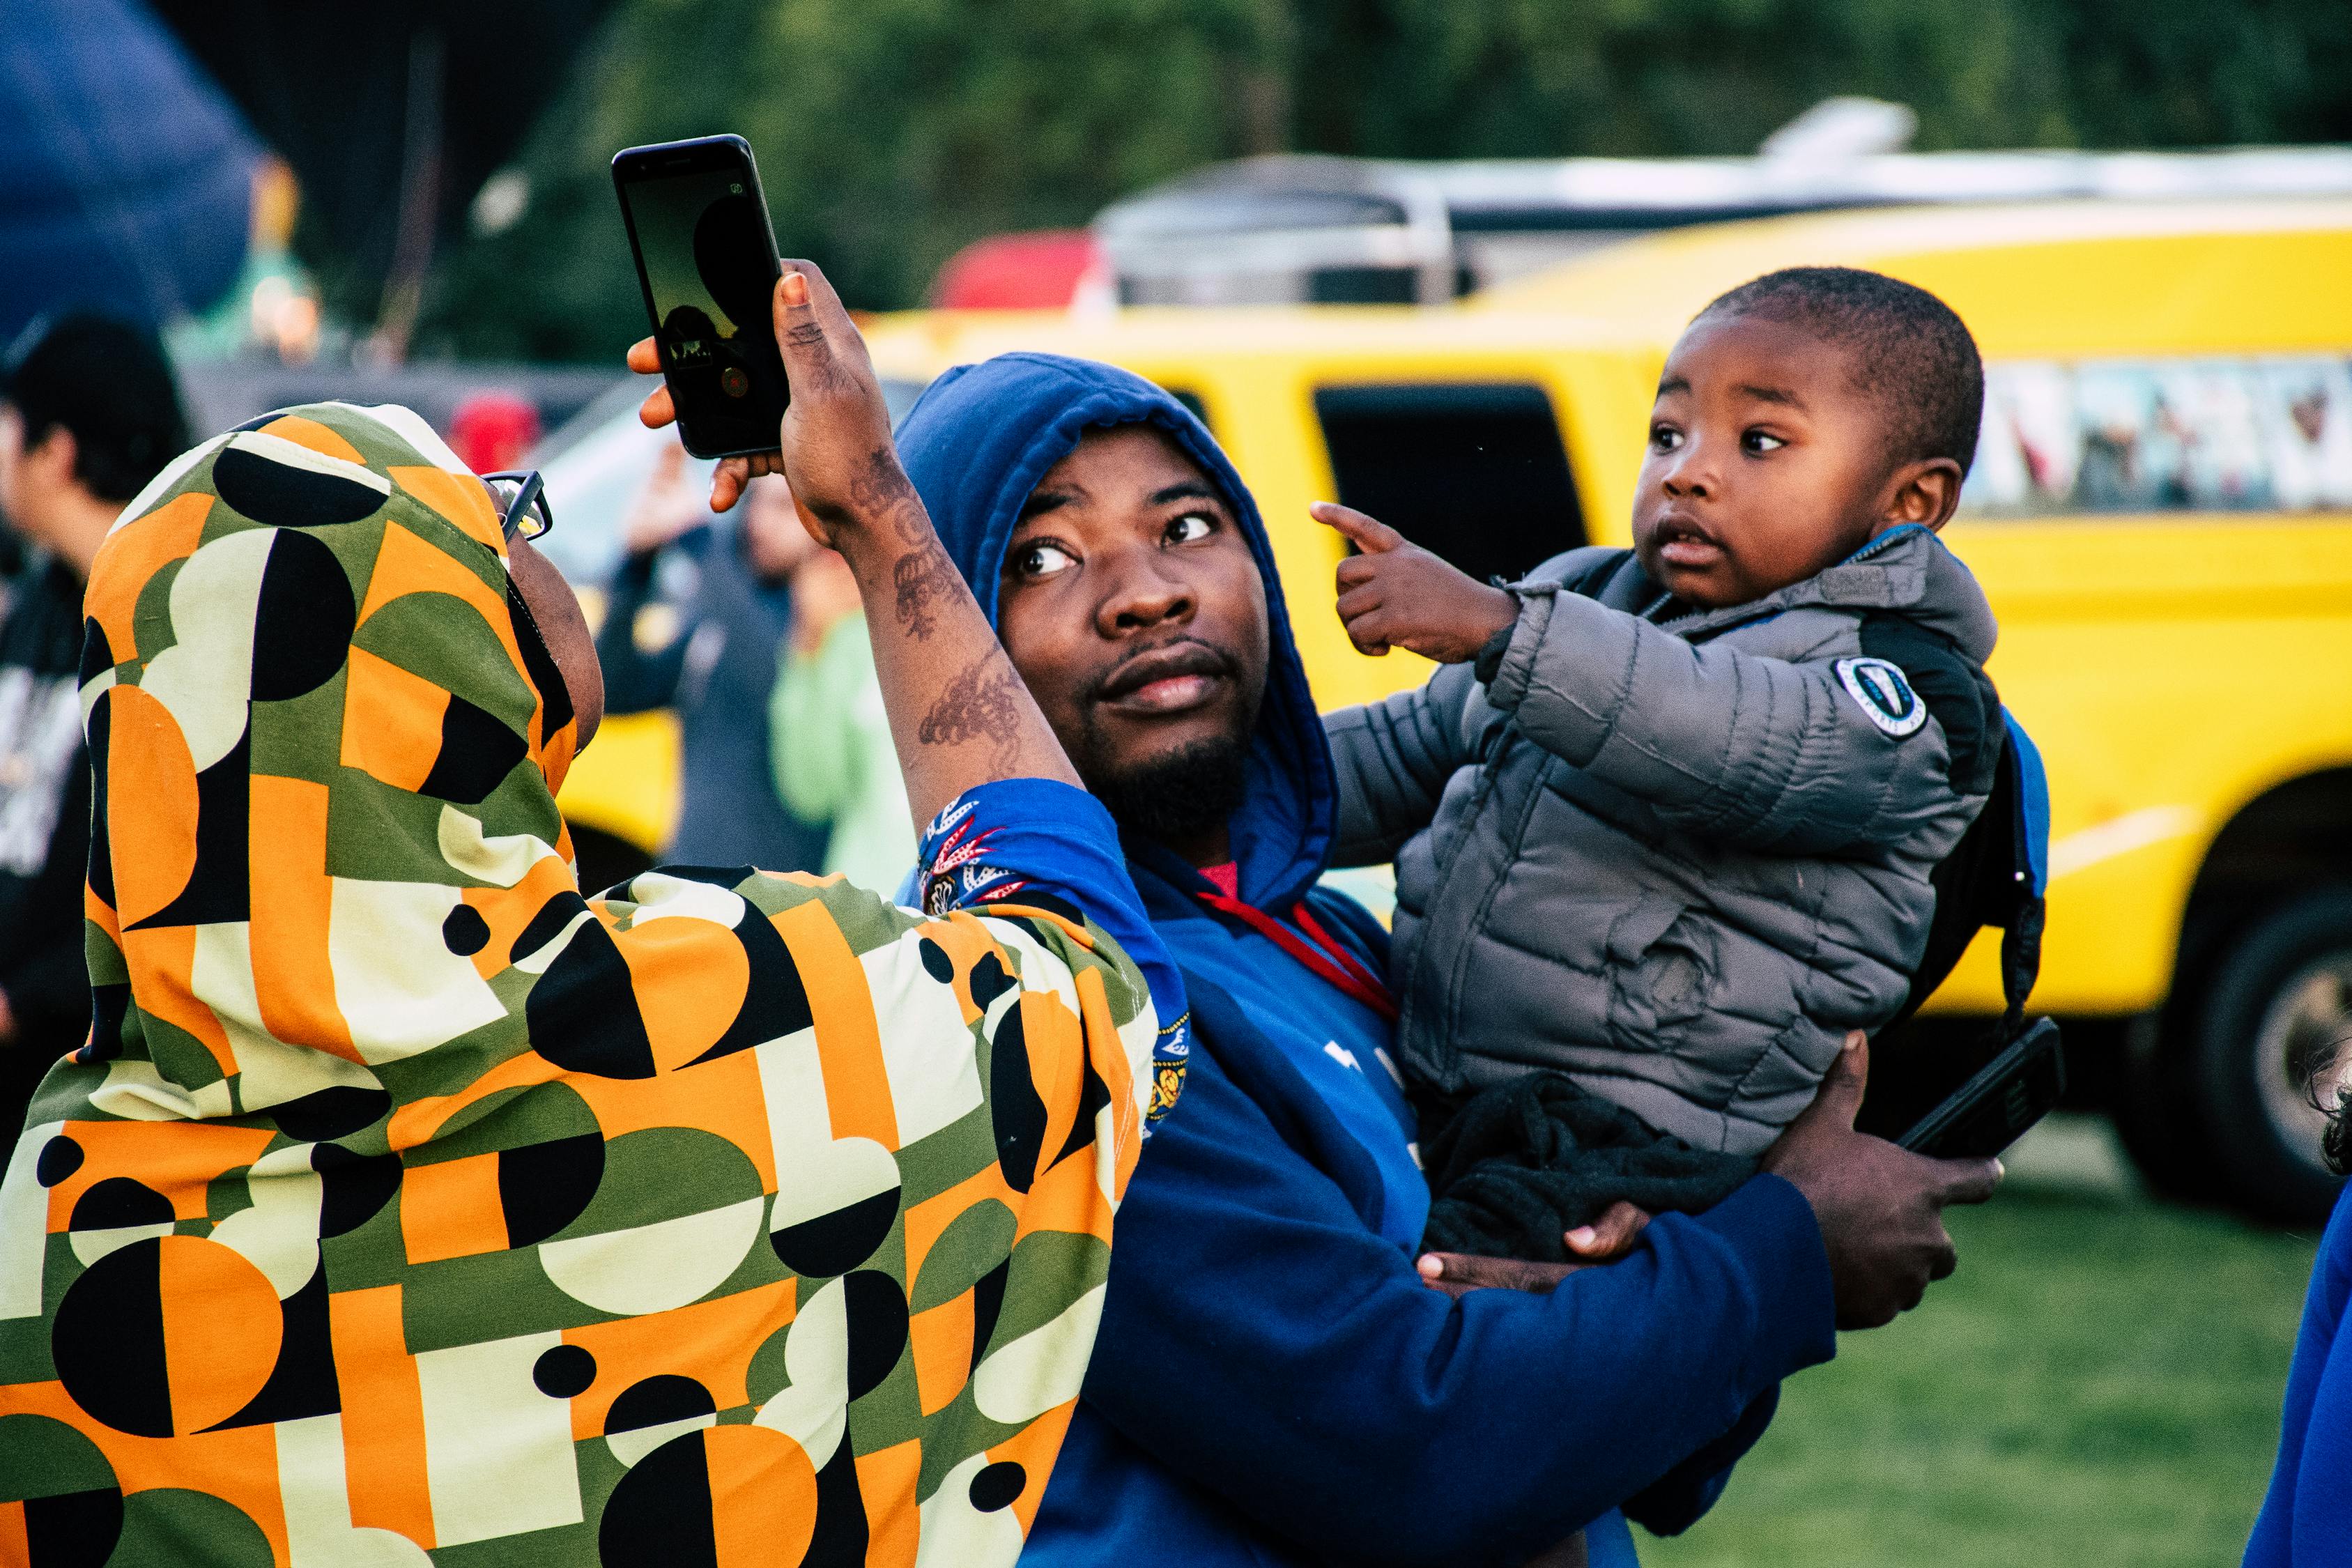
[1317,266,2004,1259]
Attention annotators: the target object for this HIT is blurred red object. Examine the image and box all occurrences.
[450,391,541,473]
[929,230,1105,310]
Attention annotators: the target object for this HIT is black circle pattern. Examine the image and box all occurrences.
[249,530,356,702]
[212,445,385,529]
[36,1135,84,1187]
[967,1461,1027,1514]
[442,905,491,955]
[533,1344,597,1399]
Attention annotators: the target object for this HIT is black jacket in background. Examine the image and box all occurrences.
[594,528,826,874]
[0,555,92,1130]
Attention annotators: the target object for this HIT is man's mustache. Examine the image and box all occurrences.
[1084,638,1242,705]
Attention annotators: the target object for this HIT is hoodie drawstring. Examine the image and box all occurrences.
[1194,889,1399,1023]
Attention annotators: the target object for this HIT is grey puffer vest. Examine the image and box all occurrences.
[1326,526,2001,1156]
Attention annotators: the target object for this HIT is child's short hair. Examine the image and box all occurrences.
[1698,266,1984,477]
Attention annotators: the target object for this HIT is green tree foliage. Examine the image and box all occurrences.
[414,0,2351,361]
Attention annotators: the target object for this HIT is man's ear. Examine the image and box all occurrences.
[1886,457,1966,532]
[26,425,79,491]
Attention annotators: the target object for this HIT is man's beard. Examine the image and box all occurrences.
[1079,728,1252,848]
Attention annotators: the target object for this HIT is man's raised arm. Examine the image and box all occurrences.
[630,261,1080,827]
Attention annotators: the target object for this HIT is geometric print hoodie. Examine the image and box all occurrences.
[0,403,1165,1568]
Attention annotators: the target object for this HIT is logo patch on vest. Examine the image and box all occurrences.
[1835,656,1927,737]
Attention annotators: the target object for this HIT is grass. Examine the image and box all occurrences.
[1640,1118,2320,1567]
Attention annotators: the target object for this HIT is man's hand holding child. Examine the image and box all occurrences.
[1315,501,1519,662]
[1417,1036,2000,1328]
[1762,1032,2003,1330]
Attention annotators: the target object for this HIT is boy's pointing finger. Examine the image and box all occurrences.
[1312,501,1406,554]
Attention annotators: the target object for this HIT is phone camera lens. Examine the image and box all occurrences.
[720,366,750,399]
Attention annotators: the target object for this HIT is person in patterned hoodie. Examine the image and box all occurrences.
[0,263,1180,1567]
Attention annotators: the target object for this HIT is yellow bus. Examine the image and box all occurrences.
[566,197,2352,1220]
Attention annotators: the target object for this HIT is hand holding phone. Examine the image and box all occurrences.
[622,252,1091,829]
[629,261,905,546]
[1897,1018,2066,1161]
[613,136,791,461]
[1761,1033,2004,1330]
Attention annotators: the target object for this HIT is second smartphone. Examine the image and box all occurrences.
[612,135,790,459]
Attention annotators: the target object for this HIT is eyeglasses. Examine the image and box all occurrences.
[482,470,555,544]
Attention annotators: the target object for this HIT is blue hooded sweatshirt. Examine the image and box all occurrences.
[899,352,1840,1568]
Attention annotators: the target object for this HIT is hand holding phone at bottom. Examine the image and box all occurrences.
[1761,1033,2003,1330]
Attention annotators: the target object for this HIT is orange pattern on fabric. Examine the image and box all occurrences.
[247,774,359,1061]
[389,464,505,555]
[398,1151,507,1263]
[569,1050,774,1191]
[157,1239,283,1434]
[909,1291,977,1416]
[326,1286,438,1548]
[339,647,448,793]
[776,900,900,1148]
[613,916,751,1071]
[84,491,209,660]
[853,1438,925,1568]
[558,1279,794,1438]
[258,415,369,467]
[707,1425,820,1566]
[115,921,236,1081]
[99,686,199,928]
[38,1122,274,1228]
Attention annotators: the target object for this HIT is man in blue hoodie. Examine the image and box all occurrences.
[896,352,1999,1567]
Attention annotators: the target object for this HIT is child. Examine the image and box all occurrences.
[1317,266,2004,1260]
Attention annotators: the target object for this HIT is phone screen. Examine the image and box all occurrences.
[613,139,788,459]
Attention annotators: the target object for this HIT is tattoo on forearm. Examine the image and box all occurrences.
[893,544,958,640]
[845,448,928,545]
[918,650,1022,768]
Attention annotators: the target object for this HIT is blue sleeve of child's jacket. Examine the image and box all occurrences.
[2245,1187,2352,1567]
[1078,1038,1837,1567]
[912,780,1189,1121]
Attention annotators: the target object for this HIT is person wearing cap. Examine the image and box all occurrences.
[0,314,189,1131]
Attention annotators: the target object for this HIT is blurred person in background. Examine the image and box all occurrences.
[2245,1038,2352,1565]
[596,441,827,870]
[767,528,915,891]
[0,314,187,1132]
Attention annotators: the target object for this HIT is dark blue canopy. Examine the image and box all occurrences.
[0,0,258,344]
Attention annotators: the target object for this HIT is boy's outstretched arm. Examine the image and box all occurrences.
[1482,576,1988,857]
[1314,504,1509,866]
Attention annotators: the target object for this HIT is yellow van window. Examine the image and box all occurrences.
[1314,382,1585,585]
[1965,357,2352,514]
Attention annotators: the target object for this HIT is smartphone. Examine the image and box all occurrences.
[1897,1018,2066,1161]
[611,135,790,459]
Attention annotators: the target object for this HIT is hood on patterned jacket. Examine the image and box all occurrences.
[897,353,1336,912]
[73,401,617,1125]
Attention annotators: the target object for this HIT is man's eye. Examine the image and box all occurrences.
[1650,425,1684,452]
[1015,542,1076,579]
[1742,430,1788,454]
[1166,512,1215,544]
